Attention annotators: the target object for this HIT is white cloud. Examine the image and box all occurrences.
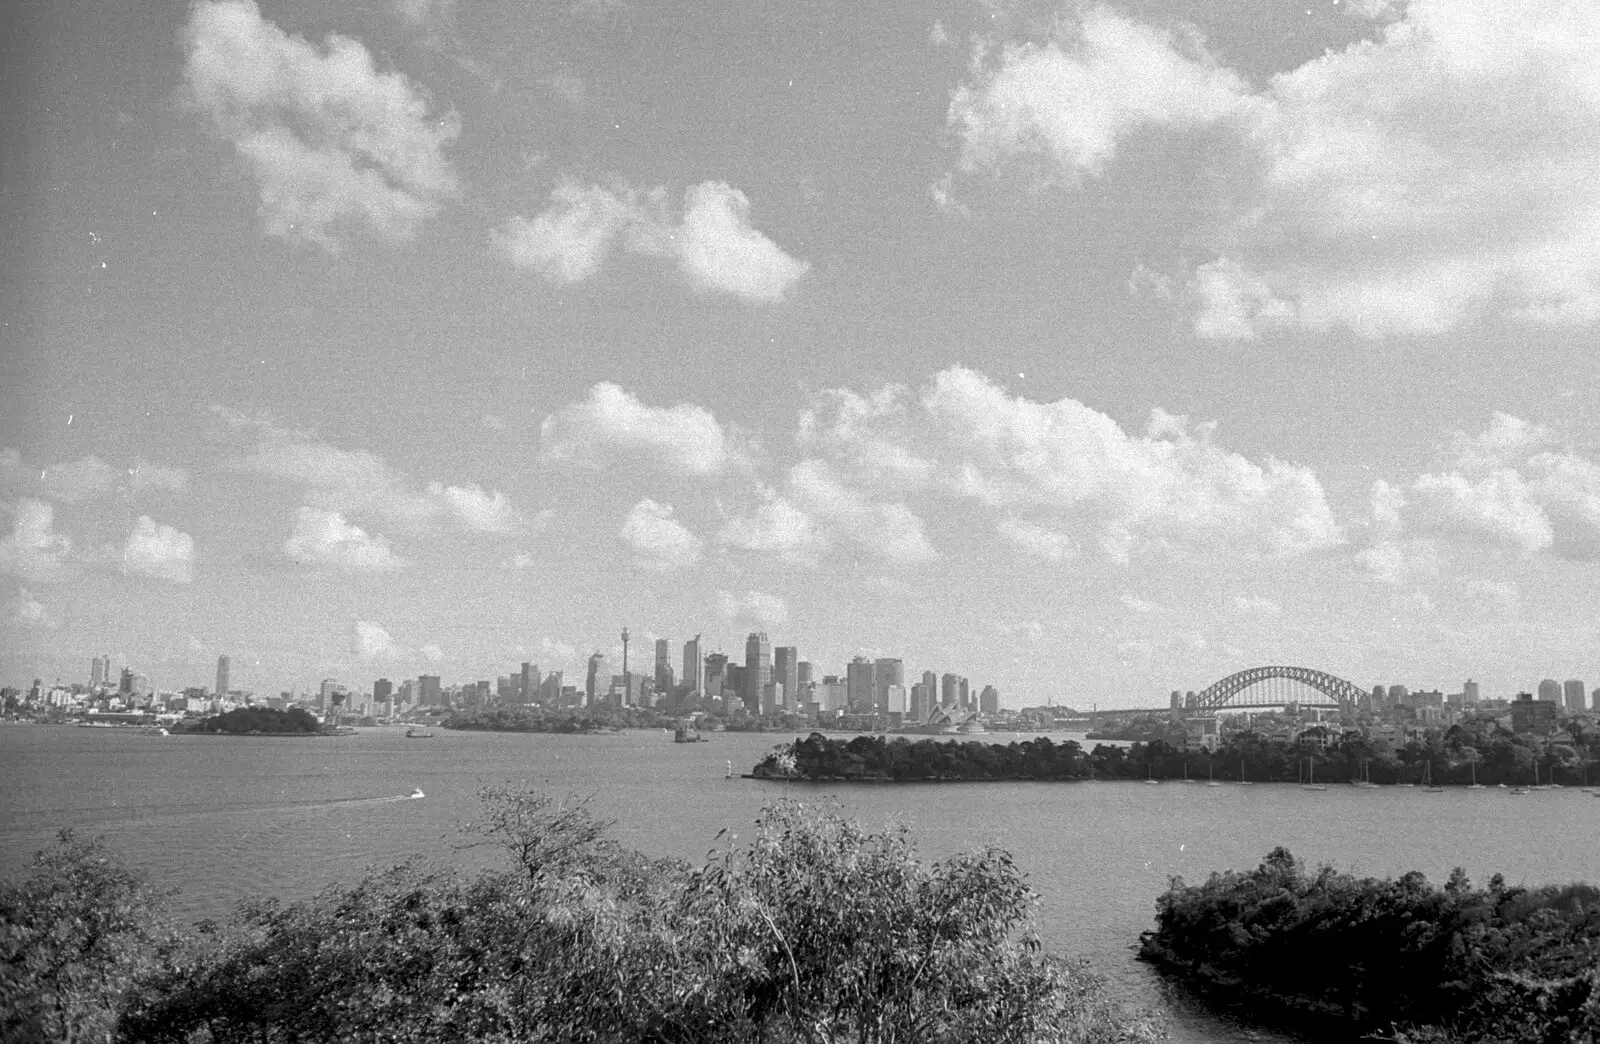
[5,588,56,629]
[996,517,1077,562]
[799,367,1340,562]
[718,588,789,628]
[39,456,117,503]
[129,461,190,495]
[495,179,808,302]
[122,516,196,584]
[183,0,459,250]
[351,619,406,659]
[538,382,738,476]
[716,487,824,561]
[228,420,520,532]
[948,6,1249,177]
[0,499,72,582]
[950,0,1600,339]
[787,460,939,564]
[1381,414,1600,560]
[619,499,703,572]
[284,507,402,571]
[1231,595,1282,617]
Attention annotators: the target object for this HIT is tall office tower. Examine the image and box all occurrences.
[774,647,800,709]
[979,685,999,715]
[419,674,442,706]
[89,656,105,689]
[909,683,930,722]
[1562,679,1585,712]
[704,652,728,698]
[845,657,876,712]
[538,671,563,705]
[941,673,961,708]
[797,661,813,687]
[586,652,610,707]
[120,667,134,695]
[215,655,230,698]
[374,678,393,704]
[922,671,938,702]
[959,677,971,710]
[683,635,704,694]
[1387,684,1409,708]
[744,633,772,714]
[872,658,904,716]
[1537,678,1561,704]
[1463,679,1479,705]
[1370,684,1387,711]
[1593,687,1600,712]
[654,639,673,692]
[520,662,540,704]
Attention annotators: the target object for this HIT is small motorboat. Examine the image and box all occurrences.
[409,788,425,799]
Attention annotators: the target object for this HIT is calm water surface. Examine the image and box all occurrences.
[3,724,1596,1043]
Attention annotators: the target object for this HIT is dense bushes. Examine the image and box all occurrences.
[1,791,1164,1044]
[1138,847,1600,1042]
[190,706,322,734]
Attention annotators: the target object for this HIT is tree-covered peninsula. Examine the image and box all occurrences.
[187,706,323,734]
[1138,849,1600,1042]
[1,789,1165,1044]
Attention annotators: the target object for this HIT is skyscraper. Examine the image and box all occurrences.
[922,670,937,700]
[90,655,106,690]
[1463,679,1479,705]
[520,662,539,704]
[873,658,903,716]
[215,655,230,698]
[586,652,610,707]
[1563,679,1586,712]
[744,633,771,715]
[374,678,393,704]
[655,638,673,692]
[979,684,1000,714]
[1537,678,1561,704]
[683,635,704,695]
[419,675,442,706]
[774,647,800,709]
[847,657,876,712]
[941,673,961,708]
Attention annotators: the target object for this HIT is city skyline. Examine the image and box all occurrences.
[5,0,1600,705]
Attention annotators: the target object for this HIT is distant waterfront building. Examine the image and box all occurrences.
[883,684,907,719]
[520,662,539,704]
[373,678,393,704]
[959,677,971,711]
[120,667,134,695]
[980,684,999,715]
[1594,687,1600,712]
[1463,679,1479,705]
[704,651,728,699]
[775,647,800,710]
[873,658,904,716]
[1387,684,1409,708]
[744,633,772,715]
[1370,685,1386,711]
[1511,692,1558,734]
[90,655,108,690]
[847,657,876,713]
[419,674,442,707]
[818,677,849,713]
[654,639,673,693]
[922,671,937,703]
[215,655,230,698]
[538,671,563,705]
[797,661,813,687]
[909,682,931,722]
[1562,679,1585,713]
[586,652,610,707]
[1537,678,1561,704]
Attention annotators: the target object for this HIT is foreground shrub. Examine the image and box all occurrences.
[6,791,1163,1043]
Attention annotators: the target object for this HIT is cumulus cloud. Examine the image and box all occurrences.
[798,367,1340,562]
[495,179,808,302]
[122,516,195,584]
[1381,414,1600,560]
[0,499,72,581]
[227,420,520,532]
[997,517,1077,562]
[284,507,403,571]
[184,0,459,250]
[787,460,939,564]
[538,382,739,476]
[950,0,1600,339]
[129,461,191,495]
[351,619,405,659]
[718,588,789,628]
[5,587,56,629]
[716,486,824,562]
[619,499,703,572]
[39,456,117,503]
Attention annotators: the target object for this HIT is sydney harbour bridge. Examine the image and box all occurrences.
[1157,665,1368,716]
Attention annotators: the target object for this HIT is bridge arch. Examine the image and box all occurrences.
[1192,666,1365,714]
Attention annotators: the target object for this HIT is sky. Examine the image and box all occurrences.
[4,0,1600,707]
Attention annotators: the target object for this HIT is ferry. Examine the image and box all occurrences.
[405,726,434,739]
[673,726,704,743]
[409,788,425,799]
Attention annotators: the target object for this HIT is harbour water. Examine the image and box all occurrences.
[2,724,1595,1043]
